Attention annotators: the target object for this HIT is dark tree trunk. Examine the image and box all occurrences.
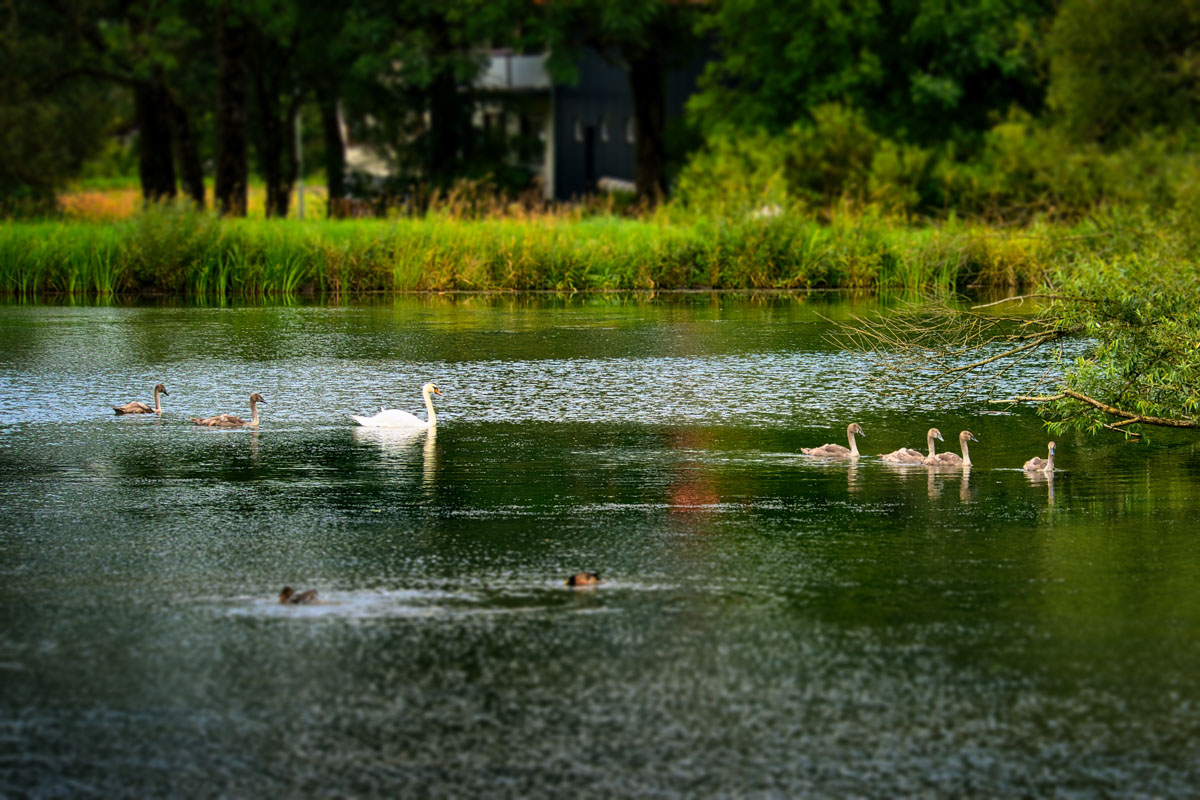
[272,97,300,219]
[134,78,177,203]
[251,88,299,219]
[254,76,286,216]
[627,49,667,202]
[317,86,345,218]
[250,26,299,218]
[279,97,300,217]
[428,65,462,184]
[425,17,464,185]
[170,99,205,208]
[215,9,248,217]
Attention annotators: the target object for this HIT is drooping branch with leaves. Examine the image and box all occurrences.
[832,255,1200,438]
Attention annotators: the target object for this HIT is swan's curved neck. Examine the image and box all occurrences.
[250,398,259,427]
[927,432,938,458]
[847,430,859,458]
[153,386,162,413]
[960,438,972,467]
[424,388,437,426]
[1045,449,1054,472]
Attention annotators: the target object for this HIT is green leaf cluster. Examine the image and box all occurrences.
[690,0,1047,146]
[1041,246,1200,435]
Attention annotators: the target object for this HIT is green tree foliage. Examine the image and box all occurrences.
[690,0,1048,147]
[0,2,118,213]
[344,0,526,192]
[1036,246,1200,435]
[1046,0,1200,143]
[675,103,934,215]
[29,0,213,206]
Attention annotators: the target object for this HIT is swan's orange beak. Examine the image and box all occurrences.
[433,386,443,395]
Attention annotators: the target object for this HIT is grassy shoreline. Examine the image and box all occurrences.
[0,206,1180,297]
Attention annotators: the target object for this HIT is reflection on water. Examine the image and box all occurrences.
[1,295,1199,796]
[959,467,975,502]
[1027,467,1056,505]
[351,423,430,451]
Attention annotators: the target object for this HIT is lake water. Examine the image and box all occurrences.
[1,294,1198,797]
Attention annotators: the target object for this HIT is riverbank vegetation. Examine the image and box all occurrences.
[0,203,1174,297]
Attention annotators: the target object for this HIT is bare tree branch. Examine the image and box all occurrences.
[970,294,1064,310]
[942,333,1066,374]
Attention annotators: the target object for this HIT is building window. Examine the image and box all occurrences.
[574,116,583,143]
[600,116,610,142]
[625,116,635,144]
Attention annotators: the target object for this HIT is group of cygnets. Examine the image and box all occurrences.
[113,383,267,428]
[802,423,1057,473]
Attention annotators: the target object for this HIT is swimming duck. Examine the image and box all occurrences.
[191,392,266,428]
[279,586,319,604]
[881,427,942,463]
[566,572,601,586]
[925,431,978,467]
[113,383,169,415]
[1023,441,1055,472]
[802,423,865,459]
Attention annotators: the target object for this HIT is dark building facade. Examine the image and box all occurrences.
[549,49,704,200]
[477,48,704,200]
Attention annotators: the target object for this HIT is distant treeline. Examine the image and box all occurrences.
[3,1,1198,221]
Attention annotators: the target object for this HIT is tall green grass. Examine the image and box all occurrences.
[0,204,1155,297]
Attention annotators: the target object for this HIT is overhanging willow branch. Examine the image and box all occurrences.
[943,331,1069,374]
[1004,389,1200,429]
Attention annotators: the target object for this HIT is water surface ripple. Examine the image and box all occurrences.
[1,296,1198,797]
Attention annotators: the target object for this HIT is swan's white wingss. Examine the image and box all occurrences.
[351,409,427,428]
[351,382,442,429]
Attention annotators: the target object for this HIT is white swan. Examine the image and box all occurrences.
[351,382,442,428]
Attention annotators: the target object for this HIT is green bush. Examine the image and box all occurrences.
[783,103,879,206]
[677,104,1200,222]
[674,103,936,217]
